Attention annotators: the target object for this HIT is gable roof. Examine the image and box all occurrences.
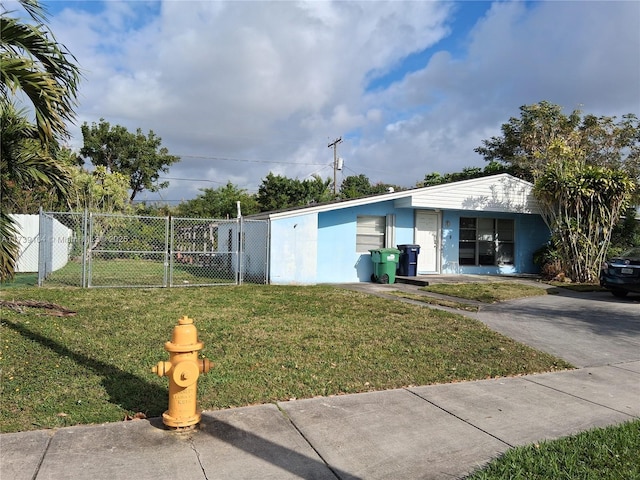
[393,174,539,214]
[250,174,539,220]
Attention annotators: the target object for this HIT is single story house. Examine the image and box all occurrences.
[250,173,550,284]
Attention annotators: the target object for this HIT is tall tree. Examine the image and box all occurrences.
[340,174,373,198]
[475,101,639,282]
[417,162,520,188]
[67,166,131,214]
[176,182,259,218]
[79,119,180,202]
[1,0,79,281]
[1,104,71,214]
[475,101,639,183]
[370,182,403,194]
[339,174,403,199]
[257,173,332,211]
[303,174,333,204]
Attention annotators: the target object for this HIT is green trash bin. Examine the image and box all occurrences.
[369,248,401,284]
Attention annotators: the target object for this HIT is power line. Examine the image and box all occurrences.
[160,176,228,184]
[175,154,326,166]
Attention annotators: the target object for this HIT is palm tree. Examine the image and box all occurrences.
[1,0,80,281]
[1,0,80,143]
[1,103,71,207]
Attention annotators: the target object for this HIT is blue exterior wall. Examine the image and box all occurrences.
[269,203,550,284]
[316,201,414,283]
[269,212,318,284]
[517,214,551,272]
[440,210,549,275]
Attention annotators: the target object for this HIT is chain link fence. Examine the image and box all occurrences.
[38,211,87,287]
[36,211,269,288]
[88,213,169,287]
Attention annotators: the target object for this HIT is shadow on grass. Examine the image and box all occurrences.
[4,320,358,479]
[2,273,38,288]
[3,319,167,417]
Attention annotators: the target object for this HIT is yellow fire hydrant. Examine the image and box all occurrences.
[152,315,213,429]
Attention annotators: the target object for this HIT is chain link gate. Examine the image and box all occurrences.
[38,211,87,287]
[87,213,169,287]
[38,211,269,288]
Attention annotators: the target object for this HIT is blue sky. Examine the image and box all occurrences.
[11,1,640,204]
[366,2,491,92]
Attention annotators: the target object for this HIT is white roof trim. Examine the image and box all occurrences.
[254,174,539,220]
[394,174,540,214]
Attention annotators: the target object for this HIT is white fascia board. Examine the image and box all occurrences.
[254,174,537,220]
[261,190,415,221]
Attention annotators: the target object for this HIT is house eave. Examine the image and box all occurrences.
[249,174,540,220]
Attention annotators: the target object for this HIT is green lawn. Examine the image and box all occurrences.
[420,281,557,303]
[466,419,640,479]
[33,257,239,287]
[0,284,571,433]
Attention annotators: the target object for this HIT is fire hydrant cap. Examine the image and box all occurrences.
[165,316,203,352]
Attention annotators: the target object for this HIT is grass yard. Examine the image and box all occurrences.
[389,290,481,311]
[466,419,640,479]
[33,257,239,287]
[0,284,572,433]
[420,281,557,303]
[388,281,555,311]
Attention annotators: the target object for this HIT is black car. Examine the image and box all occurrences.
[600,247,640,297]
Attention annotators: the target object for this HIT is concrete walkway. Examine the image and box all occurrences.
[2,282,639,480]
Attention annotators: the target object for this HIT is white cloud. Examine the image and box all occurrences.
[348,0,640,187]
[46,0,640,203]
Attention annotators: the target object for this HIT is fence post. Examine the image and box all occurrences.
[81,209,88,288]
[164,215,170,287]
[37,207,44,286]
[87,212,93,288]
[266,220,271,284]
[168,216,174,287]
[237,217,244,285]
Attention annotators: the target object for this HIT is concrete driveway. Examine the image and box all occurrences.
[472,288,640,368]
[343,278,640,368]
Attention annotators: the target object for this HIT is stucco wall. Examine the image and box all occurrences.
[269,212,318,284]
[316,201,414,283]
[269,202,550,284]
[441,211,549,275]
[10,214,40,272]
[216,220,269,281]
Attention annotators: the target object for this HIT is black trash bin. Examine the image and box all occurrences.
[397,244,421,276]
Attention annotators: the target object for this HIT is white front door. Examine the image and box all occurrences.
[415,211,439,273]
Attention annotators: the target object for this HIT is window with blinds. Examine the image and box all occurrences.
[356,215,385,252]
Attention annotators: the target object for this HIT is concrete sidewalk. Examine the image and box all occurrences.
[2,283,639,479]
[2,362,639,480]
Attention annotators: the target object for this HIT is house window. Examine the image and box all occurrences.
[459,217,514,266]
[357,215,385,252]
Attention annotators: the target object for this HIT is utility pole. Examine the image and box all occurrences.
[328,137,342,195]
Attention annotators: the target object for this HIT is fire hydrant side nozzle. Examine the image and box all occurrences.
[152,315,213,429]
